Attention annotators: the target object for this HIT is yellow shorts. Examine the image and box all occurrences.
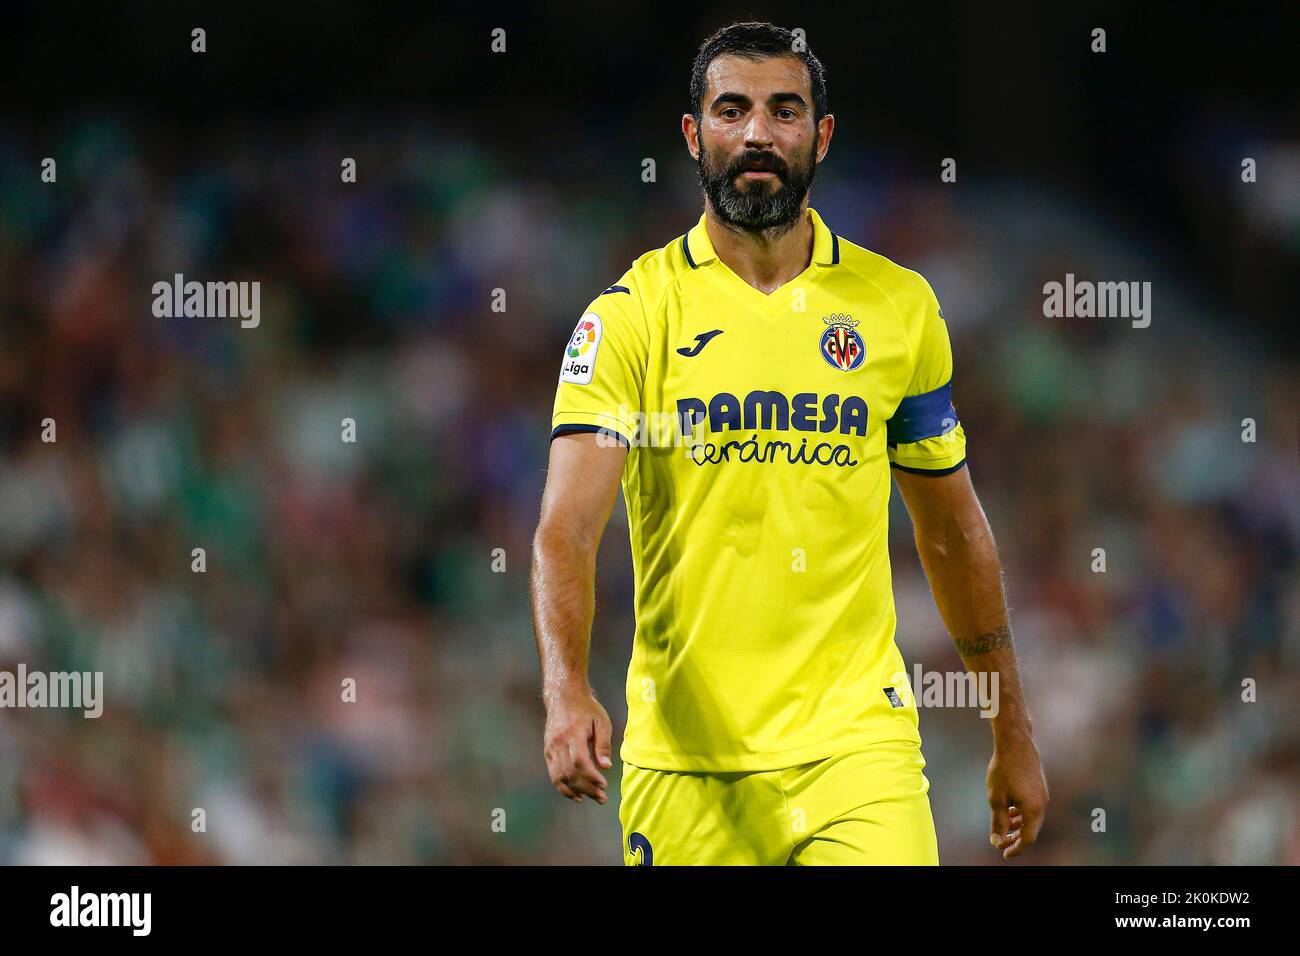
[619,740,938,865]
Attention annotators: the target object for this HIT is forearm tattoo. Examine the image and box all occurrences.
[953,625,1013,657]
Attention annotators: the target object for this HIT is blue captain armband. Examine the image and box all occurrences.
[886,381,958,444]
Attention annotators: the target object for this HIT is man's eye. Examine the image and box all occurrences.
[722,108,742,119]
[776,109,797,119]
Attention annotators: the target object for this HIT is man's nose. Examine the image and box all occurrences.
[743,112,775,147]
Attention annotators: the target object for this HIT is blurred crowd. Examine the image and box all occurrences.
[0,117,1295,864]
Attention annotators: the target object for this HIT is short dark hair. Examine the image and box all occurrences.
[689,21,829,124]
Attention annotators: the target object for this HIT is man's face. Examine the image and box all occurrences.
[689,53,828,234]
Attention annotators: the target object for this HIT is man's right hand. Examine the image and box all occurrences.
[543,688,614,804]
[533,431,628,806]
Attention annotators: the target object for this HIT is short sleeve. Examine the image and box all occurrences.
[550,277,648,447]
[886,278,967,475]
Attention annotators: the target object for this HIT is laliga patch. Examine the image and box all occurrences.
[561,312,602,384]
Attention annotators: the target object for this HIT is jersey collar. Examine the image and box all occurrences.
[682,207,840,269]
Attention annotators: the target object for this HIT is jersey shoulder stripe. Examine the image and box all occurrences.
[619,231,699,326]
[833,236,938,315]
[832,237,949,390]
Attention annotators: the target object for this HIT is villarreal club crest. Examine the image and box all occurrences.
[820,313,865,372]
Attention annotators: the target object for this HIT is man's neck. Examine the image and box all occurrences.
[704,204,814,295]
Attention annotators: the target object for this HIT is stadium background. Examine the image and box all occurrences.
[0,3,1296,864]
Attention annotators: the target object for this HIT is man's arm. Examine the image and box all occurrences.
[530,431,629,805]
[893,464,1049,859]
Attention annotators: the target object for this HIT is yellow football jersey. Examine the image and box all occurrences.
[551,208,967,772]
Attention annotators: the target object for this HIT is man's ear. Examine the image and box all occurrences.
[682,114,700,160]
[816,113,835,163]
